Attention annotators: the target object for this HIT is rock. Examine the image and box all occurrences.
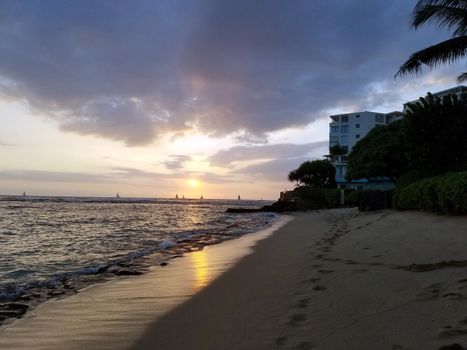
[160,262,168,266]
[114,269,143,276]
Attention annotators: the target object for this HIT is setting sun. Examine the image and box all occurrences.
[188,179,199,188]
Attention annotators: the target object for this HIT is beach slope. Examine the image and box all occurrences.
[131,209,467,350]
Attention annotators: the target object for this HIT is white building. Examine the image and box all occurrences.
[329,110,404,188]
[328,85,466,189]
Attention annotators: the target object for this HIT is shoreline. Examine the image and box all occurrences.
[0,214,292,350]
[2,209,467,349]
[0,203,279,327]
[131,209,467,350]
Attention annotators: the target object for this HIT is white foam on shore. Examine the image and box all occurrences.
[0,215,293,350]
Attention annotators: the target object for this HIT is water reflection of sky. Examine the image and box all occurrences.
[190,249,210,292]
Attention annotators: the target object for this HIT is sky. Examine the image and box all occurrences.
[0,0,464,199]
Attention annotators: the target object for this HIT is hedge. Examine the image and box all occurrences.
[393,171,467,215]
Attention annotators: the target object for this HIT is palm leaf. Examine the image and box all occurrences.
[458,72,467,81]
[396,35,467,77]
[412,4,467,35]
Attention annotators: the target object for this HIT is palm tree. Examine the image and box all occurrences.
[396,0,467,82]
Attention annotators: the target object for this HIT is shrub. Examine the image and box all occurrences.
[393,172,467,215]
[345,190,360,207]
[359,190,392,212]
[324,189,341,208]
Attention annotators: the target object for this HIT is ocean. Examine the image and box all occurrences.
[0,196,277,324]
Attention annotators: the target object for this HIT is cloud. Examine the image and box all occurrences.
[0,0,454,145]
[208,141,328,167]
[234,157,312,182]
[161,155,192,170]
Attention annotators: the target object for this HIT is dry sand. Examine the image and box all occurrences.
[1,209,467,350]
[131,209,467,350]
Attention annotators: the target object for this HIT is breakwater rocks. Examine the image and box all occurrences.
[226,200,297,213]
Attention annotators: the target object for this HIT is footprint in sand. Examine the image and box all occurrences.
[318,269,334,274]
[443,293,463,300]
[438,344,466,350]
[293,341,313,349]
[275,336,288,346]
[313,285,326,291]
[297,298,311,308]
[438,327,467,338]
[289,313,307,326]
[416,283,441,301]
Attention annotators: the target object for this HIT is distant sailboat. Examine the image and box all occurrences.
[200,195,204,200]
[182,195,185,200]
[175,194,179,199]
[116,193,120,199]
[237,195,241,200]
[22,192,26,197]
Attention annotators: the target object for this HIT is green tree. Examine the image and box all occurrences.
[288,160,336,188]
[346,120,408,181]
[328,144,347,161]
[396,0,467,82]
[403,93,467,175]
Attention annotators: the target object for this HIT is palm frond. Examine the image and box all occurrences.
[415,0,467,9]
[396,35,467,77]
[458,72,467,81]
[412,5,467,35]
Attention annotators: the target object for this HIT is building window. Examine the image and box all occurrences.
[330,136,339,144]
[341,115,349,123]
[331,126,339,133]
[356,134,360,139]
[341,125,349,133]
[340,135,348,144]
[355,114,360,118]
[375,114,384,123]
[356,123,360,128]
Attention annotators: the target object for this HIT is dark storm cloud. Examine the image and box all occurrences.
[0,1,449,145]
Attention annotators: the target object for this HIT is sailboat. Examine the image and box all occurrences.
[22,192,26,197]
[200,195,204,200]
[237,195,241,200]
[175,194,179,199]
[116,193,120,199]
[182,195,185,200]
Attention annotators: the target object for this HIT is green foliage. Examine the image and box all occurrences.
[403,93,467,176]
[344,190,360,207]
[324,188,341,208]
[359,190,392,212]
[396,170,425,188]
[396,0,467,82]
[347,94,467,183]
[329,144,346,157]
[288,160,336,188]
[287,187,341,209]
[346,120,408,181]
[393,172,467,215]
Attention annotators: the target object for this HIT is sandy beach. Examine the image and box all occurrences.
[132,209,467,350]
[1,209,467,350]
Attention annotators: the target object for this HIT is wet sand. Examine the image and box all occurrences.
[2,209,467,350]
[0,216,292,350]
